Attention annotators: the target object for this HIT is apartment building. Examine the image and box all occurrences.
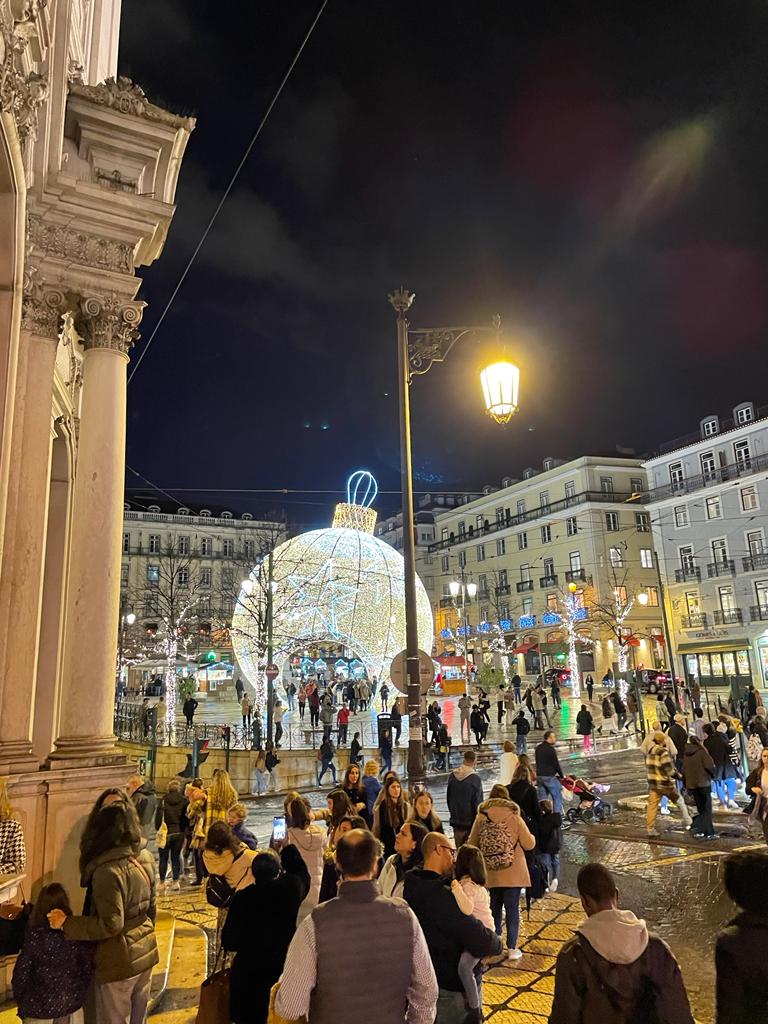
[375,491,480,553]
[644,400,768,694]
[418,457,664,679]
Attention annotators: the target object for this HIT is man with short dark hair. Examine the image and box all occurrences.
[446,750,483,847]
[405,832,502,1024]
[276,830,437,1024]
[716,850,768,1023]
[535,731,563,813]
[549,863,693,1023]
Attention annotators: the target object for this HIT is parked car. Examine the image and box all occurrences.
[641,669,682,694]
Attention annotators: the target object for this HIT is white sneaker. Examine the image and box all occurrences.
[660,807,671,816]
[550,878,559,892]
[507,948,523,960]
[172,880,181,891]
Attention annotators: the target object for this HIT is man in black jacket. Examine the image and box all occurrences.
[404,832,502,1024]
[446,750,483,846]
[535,731,564,813]
[716,850,768,1024]
[668,714,689,771]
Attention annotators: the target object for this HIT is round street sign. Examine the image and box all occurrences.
[389,649,435,695]
[265,664,280,681]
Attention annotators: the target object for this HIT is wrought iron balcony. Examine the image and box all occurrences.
[750,605,768,622]
[713,608,743,625]
[706,559,735,578]
[516,579,534,593]
[681,613,708,628]
[439,597,455,608]
[674,565,701,583]
[743,552,768,572]
[565,568,586,583]
[495,583,511,596]
[648,448,768,497]
[540,574,559,588]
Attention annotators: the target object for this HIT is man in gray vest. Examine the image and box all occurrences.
[276,829,438,1024]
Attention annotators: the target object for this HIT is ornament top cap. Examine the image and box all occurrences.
[346,470,378,509]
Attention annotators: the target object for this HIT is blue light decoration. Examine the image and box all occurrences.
[518,614,536,629]
[542,611,561,625]
[499,618,513,631]
[479,621,492,633]
[440,627,452,639]
[574,607,588,621]
[314,658,327,670]
[346,469,378,508]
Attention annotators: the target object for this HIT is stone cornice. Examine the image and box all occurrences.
[74,294,145,354]
[68,76,196,133]
[27,213,134,274]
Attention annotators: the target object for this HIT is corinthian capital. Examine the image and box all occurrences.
[21,269,66,338]
[74,294,145,354]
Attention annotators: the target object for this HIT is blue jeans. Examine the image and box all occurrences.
[516,735,528,755]
[714,778,737,804]
[318,758,337,784]
[540,851,559,883]
[490,885,522,948]
[538,775,563,814]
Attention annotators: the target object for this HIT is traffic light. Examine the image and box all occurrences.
[206,650,216,662]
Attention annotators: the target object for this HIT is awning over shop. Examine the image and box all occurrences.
[436,654,466,666]
[512,641,538,655]
[677,639,751,654]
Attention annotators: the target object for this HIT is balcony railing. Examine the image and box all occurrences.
[516,579,534,593]
[713,608,743,625]
[427,489,649,553]
[674,565,701,583]
[495,583,511,596]
[707,559,735,578]
[743,552,768,572]
[439,597,454,609]
[540,574,559,588]
[750,605,768,622]
[647,449,768,500]
[565,568,586,583]
[681,613,708,628]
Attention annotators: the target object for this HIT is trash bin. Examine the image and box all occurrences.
[376,713,392,748]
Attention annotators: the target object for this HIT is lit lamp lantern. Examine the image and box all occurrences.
[480,360,520,424]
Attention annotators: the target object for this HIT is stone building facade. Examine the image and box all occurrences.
[0,0,193,901]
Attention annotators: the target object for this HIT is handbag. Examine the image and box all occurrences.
[156,820,168,849]
[0,885,32,956]
[268,981,308,1024]
[195,950,230,1024]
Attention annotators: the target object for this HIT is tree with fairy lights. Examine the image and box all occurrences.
[588,562,649,699]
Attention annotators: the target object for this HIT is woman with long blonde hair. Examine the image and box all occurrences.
[0,779,25,874]
[203,769,238,835]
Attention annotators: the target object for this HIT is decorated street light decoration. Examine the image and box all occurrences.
[231,470,434,705]
[480,360,520,424]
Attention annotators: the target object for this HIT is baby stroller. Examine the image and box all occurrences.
[562,775,613,823]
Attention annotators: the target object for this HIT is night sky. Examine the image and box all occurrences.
[119,1,768,528]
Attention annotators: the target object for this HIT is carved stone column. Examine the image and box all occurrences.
[0,272,65,773]
[51,293,143,763]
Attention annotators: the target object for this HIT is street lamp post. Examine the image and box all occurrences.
[653,552,681,705]
[450,576,477,695]
[117,611,136,697]
[389,288,519,784]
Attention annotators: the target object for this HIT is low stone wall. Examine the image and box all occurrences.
[116,741,408,795]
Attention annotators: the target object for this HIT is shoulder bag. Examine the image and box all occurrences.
[196,948,231,1024]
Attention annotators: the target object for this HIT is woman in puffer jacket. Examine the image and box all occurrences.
[48,800,158,1024]
[467,785,535,961]
[285,796,326,922]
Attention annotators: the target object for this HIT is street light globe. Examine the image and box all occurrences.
[126,612,136,625]
[567,581,578,593]
[449,580,461,598]
[480,360,520,424]
[466,582,478,599]
[241,579,254,595]
[636,591,649,606]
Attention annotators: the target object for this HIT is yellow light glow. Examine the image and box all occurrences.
[480,360,519,424]
[568,581,578,593]
[636,591,649,605]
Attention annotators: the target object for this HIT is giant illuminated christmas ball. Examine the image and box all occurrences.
[231,471,434,693]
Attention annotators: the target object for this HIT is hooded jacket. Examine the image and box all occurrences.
[446,764,483,829]
[549,908,694,1024]
[131,780,157,829]
[63,844,158,983]
[466,797,535,888]
[715,910,768,1024]
[682,740,715,790]
[155,788,188,836]
[202,845,257,891]
[287,824,326,921]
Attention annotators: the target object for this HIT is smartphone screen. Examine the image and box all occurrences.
[272,815,286,842]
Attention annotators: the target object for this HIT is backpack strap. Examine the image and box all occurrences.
[129,856,152,890]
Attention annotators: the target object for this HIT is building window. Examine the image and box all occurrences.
[547,592,558,611]
[569,551,581,571]
[635,512,650,532]
[540,491,550,513]
[734,438,751,469]
[496,538,506,556]
[705,495,722,520]
[498,569,508,587]
[441,556,449,572]
[222,568,234,587]
[700,451,716,480]
[702,418,719,436]
[566,517,578,536]
[543,557,554,578]
[425,576,434,590]
[518,531,528,550]
[120,565,129,587]
[178,535,190,555]
[741,485,759,511]
[639,548,653,569]
[476,515,484,530]
[630,477,644,493]
[201,568,212,587]
[680,546,695,573]
[674,505,689,528]
[458,521,466,538]
[736,405,754,425]
[148,534,161,554]
[756,581,768,610]
[565,481,576,501]
[222,539,234,557]
[244,540,255,559]
[500,603,510,619]
[459,550,467,568]
[646,586,659,606]
[609,546,624,568]
[747,530,765,556]
[201,537,212,556]
[522,597,533,615]
[516,499,526,517]
[147,564,159,584]
[718,585,735,612]
[122,532,130,554]
[476,544,486,562]
[478,573,487,593]
[441,527,449,541]
[177,567,189,585]
[712,538,728,565]
[669,462,684,488]
[541,524,552,544]
[496,507,504,524]
[614,586,628,605]
[605,512,619,532]
[600,476,614,494]
[520,563,531,582]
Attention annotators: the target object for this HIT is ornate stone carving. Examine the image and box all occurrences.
[0,3,48,143]
[69,76,196,132]
[74,294,145,354]
[21,268,66,338]
[27,214,135,274]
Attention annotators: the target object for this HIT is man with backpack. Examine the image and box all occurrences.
[447,750,484,847]
[549,863,694,1023]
